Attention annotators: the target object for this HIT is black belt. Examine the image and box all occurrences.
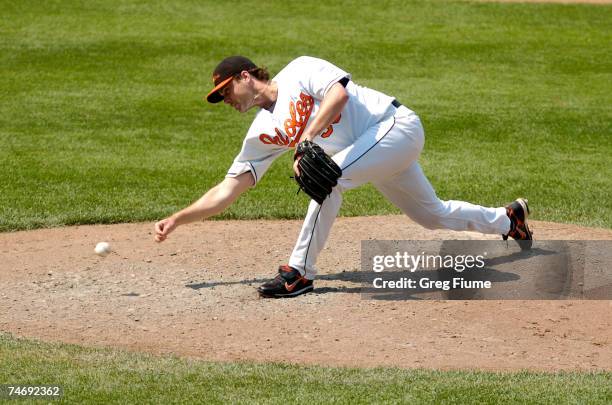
[392,99,402,108]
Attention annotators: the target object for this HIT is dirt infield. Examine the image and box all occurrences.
[1,216,610,371]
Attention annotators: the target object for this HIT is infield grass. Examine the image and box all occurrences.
[1,0,611,231]
[1,333,610,404]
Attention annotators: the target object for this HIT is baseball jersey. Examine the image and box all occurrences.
[226,56,402,185]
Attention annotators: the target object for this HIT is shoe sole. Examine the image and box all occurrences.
[258,284,314,298]
[515,198,533,250]
[516,198,530,216]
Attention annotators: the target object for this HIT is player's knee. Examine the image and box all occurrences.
[408,214,445,230]
[416,205,451,229]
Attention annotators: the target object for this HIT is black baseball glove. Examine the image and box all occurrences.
[294,140,342,205]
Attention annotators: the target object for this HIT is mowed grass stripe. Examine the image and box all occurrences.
[1,333,610,404]
[1,0,610,231]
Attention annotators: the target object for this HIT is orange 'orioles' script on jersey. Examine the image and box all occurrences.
[259,92,340,147]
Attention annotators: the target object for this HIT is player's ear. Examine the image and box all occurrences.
[239,70,250,81]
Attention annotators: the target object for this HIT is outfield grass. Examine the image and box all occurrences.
[1,0,610,231]
[0,333,609,404]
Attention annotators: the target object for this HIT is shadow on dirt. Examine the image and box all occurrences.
[186,246,565,301]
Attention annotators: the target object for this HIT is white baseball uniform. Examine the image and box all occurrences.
[226,56,511,279]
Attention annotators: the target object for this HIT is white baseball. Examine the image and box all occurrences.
[95,241,111,256]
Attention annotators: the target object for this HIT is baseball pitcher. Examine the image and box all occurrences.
[154,55,532,298]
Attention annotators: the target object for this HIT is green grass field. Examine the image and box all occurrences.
[1,1,611,402]
[1,0,610,231]
[1,333,610,404]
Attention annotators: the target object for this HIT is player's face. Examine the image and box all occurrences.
[221,75,255,113]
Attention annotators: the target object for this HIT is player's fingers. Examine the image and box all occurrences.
[154,223,169,243]
[293,159,301,176]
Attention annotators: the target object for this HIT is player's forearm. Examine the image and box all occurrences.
[170,175,252,225]
[302,83,348,141]
[170,185,232,225]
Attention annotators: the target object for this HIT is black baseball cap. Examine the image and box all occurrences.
[206,56,258,103]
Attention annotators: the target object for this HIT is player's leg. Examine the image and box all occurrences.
[259,112,414,297]
[288,188,343,279]
[370,105,531,243]
[258,179,347,297]
[289,111,425,278]
[373,162,511,234]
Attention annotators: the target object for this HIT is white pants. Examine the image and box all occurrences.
[289,105,511,279]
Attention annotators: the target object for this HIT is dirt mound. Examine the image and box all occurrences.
[1,216,610,370]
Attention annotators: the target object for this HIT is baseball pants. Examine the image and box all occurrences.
[289,105,511,279]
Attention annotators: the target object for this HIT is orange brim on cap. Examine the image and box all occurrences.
[206,76,233,103]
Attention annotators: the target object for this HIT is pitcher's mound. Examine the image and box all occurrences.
[1,216,610,371]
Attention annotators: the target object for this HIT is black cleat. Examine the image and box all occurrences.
[258,265,314,298]
[503,198,533,250]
